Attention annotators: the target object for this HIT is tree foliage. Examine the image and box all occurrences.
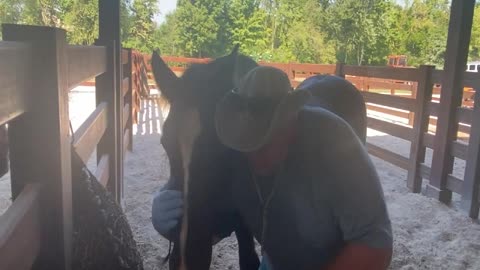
[2,0,480,67]
[122,0,158,52]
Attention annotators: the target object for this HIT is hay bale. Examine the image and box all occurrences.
[71,149,144,270]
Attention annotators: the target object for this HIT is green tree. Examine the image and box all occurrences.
[284,20,336,64]
[228,0,269,56]
[64,0,98,44]
[154,12,180,55]
[174,0,219,57]
[321,0,391,65]
[0,0,22,24]
[123,0,158,53]
[394,0,449,66]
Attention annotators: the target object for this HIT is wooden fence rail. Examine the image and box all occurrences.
[0,3,133,268]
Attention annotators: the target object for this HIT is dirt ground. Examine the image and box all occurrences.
[0,87,479,270]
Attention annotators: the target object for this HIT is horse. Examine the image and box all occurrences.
[151,46,260,270]
[151,47,367,269]
[296,75,367,143]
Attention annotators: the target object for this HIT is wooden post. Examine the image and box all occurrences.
[408,83,418,126]
[427,0,475,203]
[460,90,480,218]
[287,62,294,80]
[126,49,134,152]
[335,62,345,78]
[407,65,435,193]
[95,39,119,202]
[0,124,8,177]
[98,0,122,204]
[3,24,72,270]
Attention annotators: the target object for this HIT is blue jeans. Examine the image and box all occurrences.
[259,254,272,270]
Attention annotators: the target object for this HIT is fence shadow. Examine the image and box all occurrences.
[134,98,168,137]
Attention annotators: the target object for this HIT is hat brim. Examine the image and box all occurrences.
[215,90,311,152]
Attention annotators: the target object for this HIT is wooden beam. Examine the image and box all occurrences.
[427,0,476,203]
[124,129,130,155]
[366,143,409,170]
[366,104,410,119]
[0,183,41,270]
[122,49,128,65]
[367,117,413,141]
[2,24,73,270]
[343,65,420,81]
[463,71,480,89]
[94,155,109,187]
[0,42,32,125]
[461,90,480,218]
[430,104,472,128]
[407,65,435,192]
[419,164,463,194]
[123,103,130,130]
[125,49,134,152]
[426,102,439,116]
[67,45,107,90]
[456,107,472,125]
[362,91,415,111]
[73,103,108,164]
[451,141,468,160]
[122,77,129,97]
[335,62,345,78]
[423,133,434,149]
[96,0,124,204]
[95,39,119,203]
[424,133,467,160]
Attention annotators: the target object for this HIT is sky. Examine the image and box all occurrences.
[155,0,178,24]
[154,0,414,25]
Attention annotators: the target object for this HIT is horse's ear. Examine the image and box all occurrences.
[232,47,258,87]
[151,50,179,101]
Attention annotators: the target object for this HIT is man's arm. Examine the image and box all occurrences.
[324,243,392,270]
[316,116,393,270]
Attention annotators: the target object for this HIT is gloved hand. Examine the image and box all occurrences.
[152,189,183,236]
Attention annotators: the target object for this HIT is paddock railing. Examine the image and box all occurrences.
[0,22,133,270]
[138,55,479,219]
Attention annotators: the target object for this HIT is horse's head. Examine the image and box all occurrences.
[152,47,258,269]
[152,47,257,191]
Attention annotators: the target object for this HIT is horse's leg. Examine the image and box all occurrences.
[169,243,181,270]
[184,211,213,270]
[235,220,260,270]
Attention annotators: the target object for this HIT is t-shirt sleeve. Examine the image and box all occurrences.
[316,119,392,249]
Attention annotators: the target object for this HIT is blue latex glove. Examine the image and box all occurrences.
[152,189,183,236]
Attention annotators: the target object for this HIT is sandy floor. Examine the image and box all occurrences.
[1,87,479,269]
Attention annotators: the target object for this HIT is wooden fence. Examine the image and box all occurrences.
[140,55,479,219]
[0,1,133,268]
[341,65,479,219]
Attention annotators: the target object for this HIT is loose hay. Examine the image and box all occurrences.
[71,148,144,270]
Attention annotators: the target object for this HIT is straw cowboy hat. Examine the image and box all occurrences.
[215,66,311,152]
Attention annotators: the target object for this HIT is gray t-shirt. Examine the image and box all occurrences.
[230,106,392,270]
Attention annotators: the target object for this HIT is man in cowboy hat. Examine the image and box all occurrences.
[153,66,392,269]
